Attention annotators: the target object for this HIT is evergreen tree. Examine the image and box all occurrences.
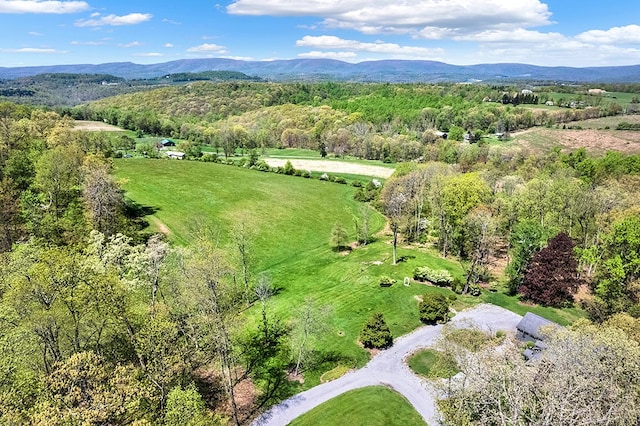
[360,313,392,349]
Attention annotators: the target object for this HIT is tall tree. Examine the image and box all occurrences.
[519,232,581,307]
[463,207,497,294]
[81,155,125,236]
[183,239,244,426]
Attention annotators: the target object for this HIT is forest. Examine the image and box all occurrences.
[1,77,640,425]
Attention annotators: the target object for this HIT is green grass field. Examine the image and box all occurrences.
[114,158,584,386]
[407,349,459,379]
[288,386,426,426]
[114,159,465,370]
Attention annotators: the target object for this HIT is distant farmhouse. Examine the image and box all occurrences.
[516,312,561,360]
[161,139,176,147]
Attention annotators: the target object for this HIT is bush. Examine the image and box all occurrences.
[252,160,270,171]
[333,176,347,184]
[418,293,451,324]
[413,266,453,286]
[379,276,395,287]
[283,160,295,175]
[360,313,393,349]
[467,282,481,296]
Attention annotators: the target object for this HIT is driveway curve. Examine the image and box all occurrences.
[252,304,522,426]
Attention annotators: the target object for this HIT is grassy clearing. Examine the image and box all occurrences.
[288,386,426,426]
[114,159,465,370]
[407,349,458,379]
[481,291,583,326]
[114,158,584,387]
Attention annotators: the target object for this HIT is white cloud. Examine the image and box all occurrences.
[28,31,44,36]
[576,25,640,45]
[460,36,640,67]
[221,55,256,61]
[71,40,107,45]
[298,50,358,60]
[164,43,174,48]
[228,0,551,36]
[134,52,163,57]
[455,28,568,43]
[186,43,227,53]
[75,12,152,27]
[119,41,142,48]
[162,18,180,25]
[0,0,88,14]
[296,35,443,59]
[0,47,67,53]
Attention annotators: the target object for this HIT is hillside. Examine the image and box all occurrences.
[1,58,640,83]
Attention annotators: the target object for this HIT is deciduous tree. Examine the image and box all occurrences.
[519,232,581,307]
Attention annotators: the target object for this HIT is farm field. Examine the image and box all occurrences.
[506,115,640,154]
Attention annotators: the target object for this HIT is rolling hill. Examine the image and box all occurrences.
[1,58,640,83]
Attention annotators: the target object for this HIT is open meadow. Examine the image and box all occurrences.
[114,158,584,386]
[114,159,470,373]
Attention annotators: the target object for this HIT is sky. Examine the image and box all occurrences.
[0,0,639,68]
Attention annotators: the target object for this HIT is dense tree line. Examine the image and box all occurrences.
[0,102,297,424]
[68,81,626,163]
[376,142,640,317]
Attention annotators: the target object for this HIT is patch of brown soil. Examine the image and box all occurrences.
[73,120,124,132]
[263,158,394,178]
[573,284,593,304]
[556,129,640,154]
[487,238,509,280]
[151,217,171,235]
[192,366,257,422]
[232,377,258,422]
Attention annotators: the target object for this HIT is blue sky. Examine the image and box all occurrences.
[1,0,639,68]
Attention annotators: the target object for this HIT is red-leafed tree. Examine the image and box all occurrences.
[519,232,581,307]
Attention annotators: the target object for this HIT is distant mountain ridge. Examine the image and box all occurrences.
[1,58,640,83]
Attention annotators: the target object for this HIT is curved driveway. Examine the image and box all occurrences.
[252,304,522,426]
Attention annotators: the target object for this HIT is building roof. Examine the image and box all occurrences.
[516,312,558,341]
[165,150,184,158]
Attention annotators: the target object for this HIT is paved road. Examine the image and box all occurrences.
[252,304,522,426]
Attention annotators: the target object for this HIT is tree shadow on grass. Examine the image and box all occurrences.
[123,199,160,241]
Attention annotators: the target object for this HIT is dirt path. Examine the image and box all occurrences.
[150,217,171,236]
[263,159,394,179]
[252,304,522,426]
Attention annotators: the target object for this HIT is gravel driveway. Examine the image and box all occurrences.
[252,304,522,426]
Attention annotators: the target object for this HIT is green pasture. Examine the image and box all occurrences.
[114,159,463,367]
[288,386,426,426]
[114,158,584,385]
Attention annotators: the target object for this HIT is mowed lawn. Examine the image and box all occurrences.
[114,159,464,370]
[288,386,426,426]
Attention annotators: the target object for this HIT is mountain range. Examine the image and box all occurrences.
[1,58,640,83]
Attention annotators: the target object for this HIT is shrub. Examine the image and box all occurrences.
[418,293,451,324]
[413,266,453,286]
[467,282,481,297]
[252,160,270,171]
[283,160,295,175]
[360,313,393,349]
[379,276,395,287]
[333,176,347,184]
